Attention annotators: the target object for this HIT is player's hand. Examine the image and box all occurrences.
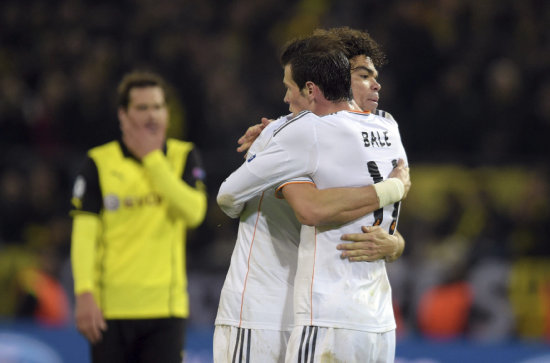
[337,226,398,262]
[236,117,272,153]
[388,158,411,199]
[120,113,166,159]
[75,292,107,344]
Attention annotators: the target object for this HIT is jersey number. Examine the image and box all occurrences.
[367,160,401,235]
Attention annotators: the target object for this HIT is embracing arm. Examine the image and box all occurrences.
[217,167,269,218]
[236,117,273,153]
[337,226,405,262]
[281,182,381,226]
[280,159,410,226]
[236,114,293,154]
[218,113,318,218]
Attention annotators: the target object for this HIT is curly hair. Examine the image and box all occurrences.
[313,27,387,68]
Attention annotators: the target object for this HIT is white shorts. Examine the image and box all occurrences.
[285,326,395,363]
[213,325,291,363]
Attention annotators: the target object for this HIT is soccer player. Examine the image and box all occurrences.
[217,34,408,362]
[70,71,207,363]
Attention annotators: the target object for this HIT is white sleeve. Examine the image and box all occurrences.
[246,114,290,156]
[217,113,318,218]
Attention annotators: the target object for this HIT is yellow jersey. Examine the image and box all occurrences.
[70,139,207,319]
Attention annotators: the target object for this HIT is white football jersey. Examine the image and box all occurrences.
[218,110,407,332]
[215,115,302,331]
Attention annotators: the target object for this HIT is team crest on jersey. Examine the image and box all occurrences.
[104,194,120,211]
[192,166,206,181]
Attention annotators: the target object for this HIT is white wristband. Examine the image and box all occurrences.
[373,178,405,207]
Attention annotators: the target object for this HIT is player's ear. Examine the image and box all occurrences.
[308,82,325,100]
[305,81,315,95]
[118,107,128,129]
[118,107,126,121]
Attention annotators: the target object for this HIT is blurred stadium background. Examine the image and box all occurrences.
[0,0,549,362]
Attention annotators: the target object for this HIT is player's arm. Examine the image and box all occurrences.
[236,117,273,153]
[70,158,106,343]
[280,159,410,226]
[217,165,269,218]
[337,227,405,262]
[72,213,107,343]
[142,148,207,228]
[281,182,381,226]
[236,114,294,154]
[218,113,318,218]
[217,147,307,218]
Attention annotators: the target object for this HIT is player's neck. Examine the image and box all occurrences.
[314,100,353,116]
[349,100,363,111]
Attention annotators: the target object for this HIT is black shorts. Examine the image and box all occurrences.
[91,317,186,363]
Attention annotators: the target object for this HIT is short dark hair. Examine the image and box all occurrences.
[314,27,387,68]
[280,34,352,102]
[117,71,168,109]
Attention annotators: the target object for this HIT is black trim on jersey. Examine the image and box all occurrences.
[298,327,307,363]
[238,328,245,363]
[231,328,251,363]
[231,327,241,363]
[72,156,102,214]
[118,138,168,162]
[182,147,206,187]
[375,109,396,122]
[273,110,311,137]
[246,329,251,363]
[119,139,138,161]
[298,326,318,363]
[375,109,387,118]
[389,159,401,235]
[367,161,384,226]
